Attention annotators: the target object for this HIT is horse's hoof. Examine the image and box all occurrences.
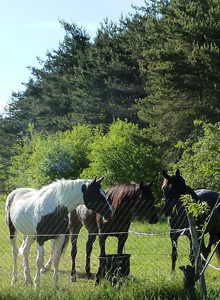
[40,266,47,273]
[25,279,33,285]
[95,276,100,285]
[41,264,51,273]
[11,278,17,285]
[87,272,93,280]
[70,275,77,283]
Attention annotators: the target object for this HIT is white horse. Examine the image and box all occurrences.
[5,177,113,288]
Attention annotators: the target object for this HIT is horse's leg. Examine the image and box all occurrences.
[22,236,35,284]
[34,242,44,289]
[52,235,65,289]
[99,234,107,257]
[70,223,82,282]
[170,232,179,274]
[10,232,18,284]
[117,233,128,255]
[202,233,215,260]
[85,233,96,279]
[41,240,54,273]
[96,234,107,283]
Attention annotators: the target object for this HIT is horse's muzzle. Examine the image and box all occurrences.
[103,210,114,222]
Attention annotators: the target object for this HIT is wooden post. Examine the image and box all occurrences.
[187,213,207,300]
[179,265,197,300]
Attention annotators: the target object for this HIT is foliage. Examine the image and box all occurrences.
[174,121,220,190]
[5,20,145,132]
[6,120,162,197]
[180,194,210,218]
[7,124,94,189]
[2,0,220,187]
[135,0,220,162]
[81,119,161,194]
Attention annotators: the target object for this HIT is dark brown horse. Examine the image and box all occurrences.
[162,169,220,273]
[69,181,158,282]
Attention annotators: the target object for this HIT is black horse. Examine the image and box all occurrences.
[162,169,220,273]
[69,181,158,282]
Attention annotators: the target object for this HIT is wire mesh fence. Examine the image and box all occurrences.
[0,200,220,291]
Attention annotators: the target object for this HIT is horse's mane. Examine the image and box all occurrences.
[38,179,89,202]
[105,184,139,212]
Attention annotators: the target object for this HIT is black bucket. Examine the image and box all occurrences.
[97,254,131,283]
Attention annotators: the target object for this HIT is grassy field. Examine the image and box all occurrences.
[0,200,220,299]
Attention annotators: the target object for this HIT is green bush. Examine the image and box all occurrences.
[7,121,162,198]
[81,120,161,194]
[7,124,95,189]
[174,121,220,190]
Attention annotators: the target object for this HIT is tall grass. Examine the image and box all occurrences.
[0,201,220,299]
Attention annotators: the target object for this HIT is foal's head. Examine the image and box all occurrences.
[135,181,158,224]
[162,169,187,216]
[82,177,113,222]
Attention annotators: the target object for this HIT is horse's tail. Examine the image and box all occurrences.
[5,190,16,228]
[5,190,18,240]
[215,242,220,266]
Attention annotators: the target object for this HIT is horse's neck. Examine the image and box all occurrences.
[56,181,85,212]
[186,185,201,202]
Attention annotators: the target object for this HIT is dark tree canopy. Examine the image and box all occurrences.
[1,0,220,189]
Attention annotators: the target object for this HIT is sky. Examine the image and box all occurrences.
[0,0,145,114]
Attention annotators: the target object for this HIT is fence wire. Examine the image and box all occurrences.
[0,202,219,290]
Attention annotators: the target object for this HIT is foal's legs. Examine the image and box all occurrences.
[85,233,96,279]
[99,234,107,257]
[70,221,83,282]
[52,235,65,288]
[22,236,35,284]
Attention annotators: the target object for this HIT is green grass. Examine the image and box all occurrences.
[0,201,220,299]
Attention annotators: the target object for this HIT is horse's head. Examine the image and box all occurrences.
[162,169,187,216]
[135,181,158,224]
[82,177,113,222]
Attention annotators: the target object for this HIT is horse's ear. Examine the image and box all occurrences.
[162,170,169,179]
[97,176,104,183]
[81,184,87,194]
[139,181,144,189]
[148,180,153,188]
[176,169,180,177]
[91,177,97,184]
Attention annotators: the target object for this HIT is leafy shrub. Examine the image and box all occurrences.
[7,120,162,199]
[174,121,220,190]
[81,120,161,195]
[7,124,94,189]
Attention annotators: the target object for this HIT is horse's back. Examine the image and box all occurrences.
[196,189,220,208]
[6,188,36,219]
[6,188,38,235]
